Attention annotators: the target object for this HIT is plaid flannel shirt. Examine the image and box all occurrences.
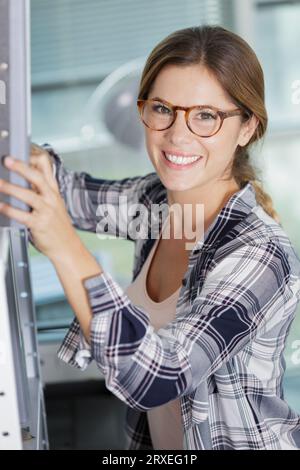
[36,144,300,450]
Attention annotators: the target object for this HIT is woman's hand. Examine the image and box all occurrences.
[0,147,80,260]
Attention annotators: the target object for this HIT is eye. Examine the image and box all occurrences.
[197,111,217,120]
[152,103,172,115]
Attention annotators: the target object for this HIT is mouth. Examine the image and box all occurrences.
[161,151,204,170]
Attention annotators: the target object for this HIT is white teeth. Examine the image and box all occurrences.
[164,153,202,165]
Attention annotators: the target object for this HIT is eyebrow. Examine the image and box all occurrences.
[150,96,218,109]
[152,96,166,101]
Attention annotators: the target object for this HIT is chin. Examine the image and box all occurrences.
[160,177,197,193]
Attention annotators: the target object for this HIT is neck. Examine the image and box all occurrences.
[166,178,240,243]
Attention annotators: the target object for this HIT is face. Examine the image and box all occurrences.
[144,64,258,196]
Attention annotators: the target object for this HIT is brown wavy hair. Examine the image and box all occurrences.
[137,25,280,224]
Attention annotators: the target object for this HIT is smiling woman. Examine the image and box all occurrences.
[1,25,300,451]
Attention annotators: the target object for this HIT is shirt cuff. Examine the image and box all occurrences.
[41,143,63,182]
[74,329,92,370]
[58,270,132,371]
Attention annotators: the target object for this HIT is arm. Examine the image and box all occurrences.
[48,236,102,342]
[40,143,157,240]
[57,240,295,411]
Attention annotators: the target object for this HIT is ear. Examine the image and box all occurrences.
[237,114,259,147]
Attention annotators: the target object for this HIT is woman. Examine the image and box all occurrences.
[1,25,300,450]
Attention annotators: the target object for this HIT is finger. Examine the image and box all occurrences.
[28,149,40,193]
[30,145,59,192]
[0,178,40,210]
[31,142,47,156]
[0,201,31,226]
[2,156,51,195]
[30,153,58,192]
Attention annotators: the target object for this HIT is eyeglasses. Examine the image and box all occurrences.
[137,98,247,138]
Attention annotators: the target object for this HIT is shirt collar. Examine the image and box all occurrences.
[147,176,257,253]
[196,181,257,252]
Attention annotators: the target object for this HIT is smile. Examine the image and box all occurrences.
[162,151,204,169]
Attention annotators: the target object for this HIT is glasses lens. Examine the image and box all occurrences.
[189,107,220,136]
[142,100,174,130]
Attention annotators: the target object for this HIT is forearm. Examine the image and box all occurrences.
[49,236,103,343]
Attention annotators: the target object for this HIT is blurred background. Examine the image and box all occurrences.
[28,0,300,449]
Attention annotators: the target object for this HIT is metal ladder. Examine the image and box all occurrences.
[0,0,49,450]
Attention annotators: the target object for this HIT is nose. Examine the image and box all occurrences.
[164,110,194,145]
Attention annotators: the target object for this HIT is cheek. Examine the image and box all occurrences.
[145,129,154,151]
[145,128,163,144]
[145,136,154,166]
[206,131,238,161]
[145,130,163,161]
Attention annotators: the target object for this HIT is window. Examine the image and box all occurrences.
[254,0,300,132]
[31,0,233,146]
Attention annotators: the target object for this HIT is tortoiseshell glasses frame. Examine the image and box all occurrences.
[137,98,249,138]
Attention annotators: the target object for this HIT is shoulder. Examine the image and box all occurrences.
[213,203,300,280]
[135,172,166,204]
[117,172,164,204]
